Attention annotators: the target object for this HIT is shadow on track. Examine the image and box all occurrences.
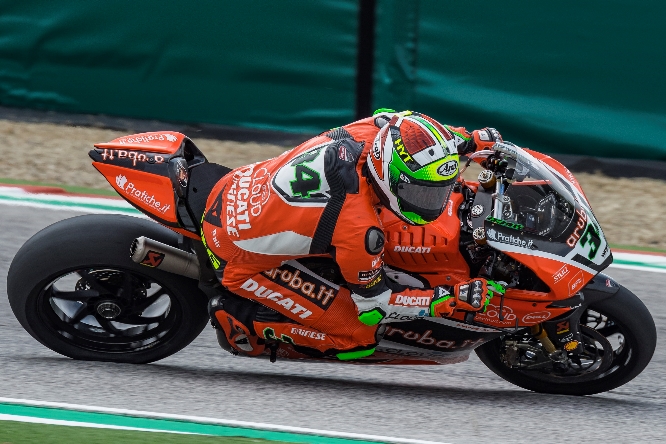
[19,356,653,409]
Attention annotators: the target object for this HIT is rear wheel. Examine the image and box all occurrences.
[475,286,656,395]
[7,214,209,364]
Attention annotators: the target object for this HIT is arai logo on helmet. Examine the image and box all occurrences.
[437,160,457,177]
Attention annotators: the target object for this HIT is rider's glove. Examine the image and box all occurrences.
[463,128,503,153]
[430,278,505,317]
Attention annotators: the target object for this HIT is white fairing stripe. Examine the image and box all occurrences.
[234,231,312,256]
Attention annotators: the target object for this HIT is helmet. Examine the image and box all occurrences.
[367,111,459,225]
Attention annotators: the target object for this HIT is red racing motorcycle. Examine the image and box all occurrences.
[7,132,657,395]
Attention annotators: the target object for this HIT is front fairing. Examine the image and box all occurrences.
[484,144,612,296]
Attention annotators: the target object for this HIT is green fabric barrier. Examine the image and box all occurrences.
[0,1,359,135]
[374,0,666,160]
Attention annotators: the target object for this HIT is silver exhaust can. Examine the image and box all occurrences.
[130,236,200,280]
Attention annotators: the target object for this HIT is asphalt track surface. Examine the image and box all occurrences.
[1,205,664,444]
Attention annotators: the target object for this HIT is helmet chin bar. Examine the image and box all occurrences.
[368,173,443,225]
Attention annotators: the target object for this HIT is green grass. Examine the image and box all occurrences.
[0,420,292,444]
[0,177,117,197]
[609,244,666,254]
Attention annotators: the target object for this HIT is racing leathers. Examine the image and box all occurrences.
[201,111,501,359]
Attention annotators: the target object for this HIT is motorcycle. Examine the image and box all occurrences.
[7,131,656,396]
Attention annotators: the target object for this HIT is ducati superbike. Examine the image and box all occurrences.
[7,132,656,395]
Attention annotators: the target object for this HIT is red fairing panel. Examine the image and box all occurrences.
[95,131,186,154]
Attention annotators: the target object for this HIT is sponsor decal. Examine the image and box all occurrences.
[371,255,383,268]
[222,166,271,237]
[386,311,429,322]
[394,137,414,163]
[140,251,165,267]
[389,294,430,308]
[393,245,432,254]
[568,271,585,295]
[99,149,166,166]
[384,326,486,349]
[372,139,382,160]
[553,264,570,284]
[566,208,588,247]
[558,333,574,343]
[477,130,490,141]
[606,278,618,288]
[358,268,381,283]
[475,303,516,326]
[290,327,326,341]
[521,311,551,324]
[115,175,171,214]
[447,199,453,217]
[564,340,579,351]
[262,263,337,309]
[211,228,221,248]
[556,320,570,334]
[436,160,457,177]
[116,133,178,144]
[362,275,383,289]
[486,216,524,231]
[240,278,313,319]
[486,228,534,249]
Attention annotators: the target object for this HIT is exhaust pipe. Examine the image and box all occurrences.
[130,236,200,280]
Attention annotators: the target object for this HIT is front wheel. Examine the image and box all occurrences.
[7,214,210,364]
[475,286,656,395]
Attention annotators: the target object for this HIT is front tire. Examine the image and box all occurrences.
[7,214,209,364]
[475,286,656,395]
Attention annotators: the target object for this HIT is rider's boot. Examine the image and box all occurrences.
[209,291,378,360]
[208,292,267,356]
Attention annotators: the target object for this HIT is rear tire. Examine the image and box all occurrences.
[475,286,656,395]
[7,214,209,364]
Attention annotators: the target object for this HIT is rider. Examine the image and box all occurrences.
[201,109,505,360]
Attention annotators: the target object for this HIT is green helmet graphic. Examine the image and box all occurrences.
[368,111,459,225]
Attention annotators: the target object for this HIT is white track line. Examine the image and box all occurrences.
[0,413,192,434]
[0,397,450,444]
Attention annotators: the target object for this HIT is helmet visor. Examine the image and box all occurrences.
[396,181,454,222]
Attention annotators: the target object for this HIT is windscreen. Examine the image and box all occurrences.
[495,148,577,240]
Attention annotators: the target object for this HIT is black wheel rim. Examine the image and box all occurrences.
[500,307,632,384]
[37,267,182,354]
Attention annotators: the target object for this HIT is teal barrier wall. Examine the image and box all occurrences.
[374,0,666,160]
[0,1,359,134]
[0,1,664,159]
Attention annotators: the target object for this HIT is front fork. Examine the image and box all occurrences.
[531,306,585,361]
[531,272,621,358]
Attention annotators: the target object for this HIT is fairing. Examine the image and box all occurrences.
[485,144,612,297]
[89,131,208,238]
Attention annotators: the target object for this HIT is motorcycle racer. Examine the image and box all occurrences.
[201,110,505,360]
